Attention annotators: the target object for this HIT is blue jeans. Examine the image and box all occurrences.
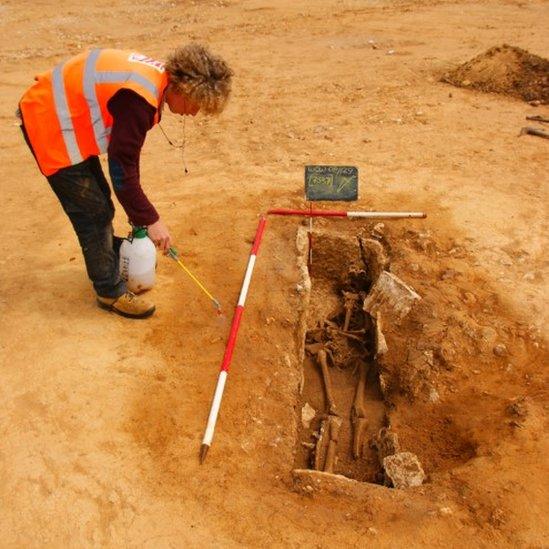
[46,157,127,298]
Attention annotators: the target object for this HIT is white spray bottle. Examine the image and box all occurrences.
[119,227,157,293]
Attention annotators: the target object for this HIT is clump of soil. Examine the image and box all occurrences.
[442,44,549,103]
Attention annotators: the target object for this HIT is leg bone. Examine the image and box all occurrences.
[323,416,343,473]
[318,349,338,416]
[351,360,369,459]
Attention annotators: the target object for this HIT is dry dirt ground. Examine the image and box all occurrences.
[0,0,548,547]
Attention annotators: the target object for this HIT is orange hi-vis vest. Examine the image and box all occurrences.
[20,49,169,176]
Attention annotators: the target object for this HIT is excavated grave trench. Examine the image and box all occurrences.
[292,224,427,489]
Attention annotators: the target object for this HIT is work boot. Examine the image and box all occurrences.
[97,291,155,319]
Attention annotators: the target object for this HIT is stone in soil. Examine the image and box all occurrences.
[363,271,421,324]
[301,402,316,428]
[383,451,426,488]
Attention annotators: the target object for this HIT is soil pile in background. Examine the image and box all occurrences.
[442,44,549,103]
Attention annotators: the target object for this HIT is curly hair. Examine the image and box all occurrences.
[165,43,233,115]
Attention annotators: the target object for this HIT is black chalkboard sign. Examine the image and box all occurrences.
[305,165,358,201]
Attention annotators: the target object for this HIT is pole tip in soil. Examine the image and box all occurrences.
[199,444,209,464]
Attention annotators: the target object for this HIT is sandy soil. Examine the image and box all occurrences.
[0,0,547,547]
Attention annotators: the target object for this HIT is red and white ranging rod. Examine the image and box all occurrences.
[267,208,426,219]
[199,215,268,464]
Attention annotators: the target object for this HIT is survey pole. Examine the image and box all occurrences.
[199,215,268,463]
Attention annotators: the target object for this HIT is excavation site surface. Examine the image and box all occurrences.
[2,0,547,546]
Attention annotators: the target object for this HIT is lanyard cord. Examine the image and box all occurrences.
[158,118,189,174]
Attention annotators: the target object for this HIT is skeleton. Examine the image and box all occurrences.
[304,290,373,471]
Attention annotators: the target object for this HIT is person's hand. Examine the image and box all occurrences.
[147,219,172,253]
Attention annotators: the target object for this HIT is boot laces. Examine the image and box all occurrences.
[126,291,137,302]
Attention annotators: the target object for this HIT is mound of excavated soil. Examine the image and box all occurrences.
[442,44,549,103]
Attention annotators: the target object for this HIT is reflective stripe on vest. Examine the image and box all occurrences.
[84,48,109,153]
[52,48,161,159]
[52,62,82,164]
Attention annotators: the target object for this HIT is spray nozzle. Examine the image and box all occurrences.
[167,247,179,260]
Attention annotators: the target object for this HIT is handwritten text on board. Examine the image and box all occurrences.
[305,165,358,201]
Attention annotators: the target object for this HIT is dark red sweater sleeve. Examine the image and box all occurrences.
[107,89,159,226]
